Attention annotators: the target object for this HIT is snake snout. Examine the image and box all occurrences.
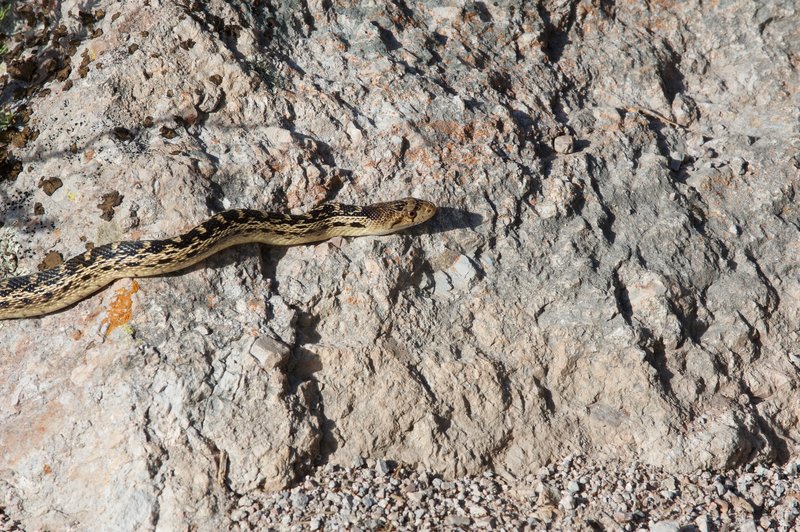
[397,197,437,227]
[414,199,437,223]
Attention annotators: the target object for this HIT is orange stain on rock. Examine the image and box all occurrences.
[101,280,139,335]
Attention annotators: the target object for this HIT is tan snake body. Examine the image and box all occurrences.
[0,198,436,319]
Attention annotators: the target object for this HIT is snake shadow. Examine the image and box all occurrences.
[408,206,483,237]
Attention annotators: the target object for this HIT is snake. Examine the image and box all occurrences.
[0,197,437,320]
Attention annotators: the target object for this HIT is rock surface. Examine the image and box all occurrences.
[0,0,798,529]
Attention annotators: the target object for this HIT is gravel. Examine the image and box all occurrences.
[229,455,800,531]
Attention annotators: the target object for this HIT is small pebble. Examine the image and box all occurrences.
[375,459,390,476]
[290,493,309,510]
[695,514,711,532]
[559,494,575,510]
[443,515,471,526]
[468,503,487,517]
[407,491,425,503]
[650,519,681,532]
[474,516,496,528]
[553,134,575,154]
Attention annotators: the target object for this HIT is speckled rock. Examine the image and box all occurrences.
[0,0,798,529]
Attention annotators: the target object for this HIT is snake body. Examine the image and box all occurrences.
[0,198,436,319]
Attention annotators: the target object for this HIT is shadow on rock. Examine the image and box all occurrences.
[414,206,483,237]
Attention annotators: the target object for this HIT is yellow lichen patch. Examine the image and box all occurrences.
[101,280,139,336]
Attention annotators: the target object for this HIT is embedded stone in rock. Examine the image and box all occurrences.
[264,126,293,148]
[553,134,575,154]
[250,336,291,369]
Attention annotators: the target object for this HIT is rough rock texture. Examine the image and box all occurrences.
[0,0,798,528]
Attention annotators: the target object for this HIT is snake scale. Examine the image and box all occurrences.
[0,197,437,320]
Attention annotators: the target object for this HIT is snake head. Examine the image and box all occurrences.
[374,197,437,233]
